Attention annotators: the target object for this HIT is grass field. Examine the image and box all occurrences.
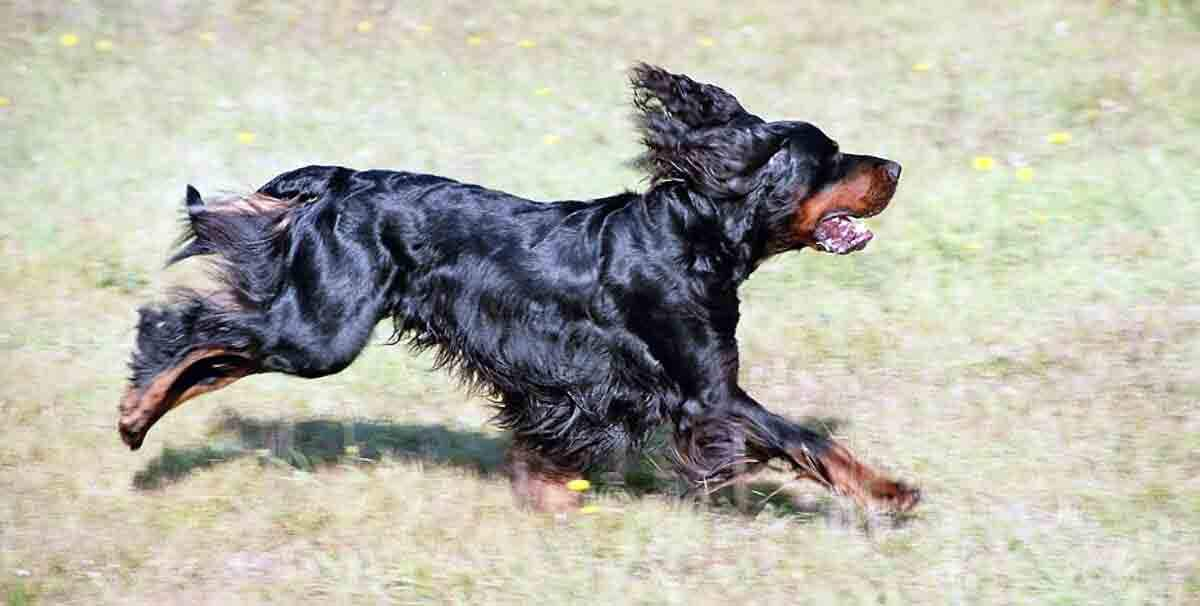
[3,1,1199,604]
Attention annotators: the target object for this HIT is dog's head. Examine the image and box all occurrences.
[631,64,900,256]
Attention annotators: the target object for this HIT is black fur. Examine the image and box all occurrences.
[124,65,911,500]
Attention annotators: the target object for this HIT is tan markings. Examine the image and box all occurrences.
[504,445,583,512]
[206,193,297,233]
[118,348,257,449]
[788,164,897,247]
[791,441,921,513]
[209,192,291,216]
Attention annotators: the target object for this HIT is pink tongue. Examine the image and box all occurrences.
[814,216,873,254]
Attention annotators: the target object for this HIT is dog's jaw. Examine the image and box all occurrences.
[789,158,901,254]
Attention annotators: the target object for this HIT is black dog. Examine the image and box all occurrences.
[119,64,918,512]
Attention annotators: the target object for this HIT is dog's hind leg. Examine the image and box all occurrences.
[119,183,394,450]
[118,298,262,449]
[504,442,584,512]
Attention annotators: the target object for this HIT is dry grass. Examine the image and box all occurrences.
[2,1,1199,604]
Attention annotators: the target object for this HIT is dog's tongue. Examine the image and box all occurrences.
[814,216,873,254]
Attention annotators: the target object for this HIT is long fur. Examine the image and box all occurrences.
[121,65,918,511]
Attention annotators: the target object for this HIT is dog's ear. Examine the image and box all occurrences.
[630,63,756,130]
[631,64,784,196]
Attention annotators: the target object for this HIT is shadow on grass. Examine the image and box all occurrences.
[131,412,888,525]
[132,410,508,490]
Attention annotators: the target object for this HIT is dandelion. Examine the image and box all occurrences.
[94,39,114,52]
[356,20,374,33]
[566,478,590,492]
[697,36,715,47]
[517,38,536,48]
[579,505,600,514]
[0,96,10,107]
[466,35,484,46]
[972,156,995,172]
[1047,131,1072,145]
[59,33,80,47]
[415,24,433,33]
[911,62,932,72]
[237,131,257,145]
[1015,167,1035,183]
[198,31,217,44]
[542,134,561,145]
[534,87,552,96]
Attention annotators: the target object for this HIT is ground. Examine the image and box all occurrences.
[2,1,1199,604]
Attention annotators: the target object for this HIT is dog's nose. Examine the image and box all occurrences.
[884,161,902,182]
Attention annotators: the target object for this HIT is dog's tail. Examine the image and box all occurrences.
[168,184,309,310]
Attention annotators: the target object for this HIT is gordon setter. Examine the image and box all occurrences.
[118,64,919,513]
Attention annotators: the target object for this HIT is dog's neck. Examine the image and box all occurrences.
[642,182,769,288]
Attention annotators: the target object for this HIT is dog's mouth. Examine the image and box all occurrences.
[813,214,873,255]
[792,158,898,256]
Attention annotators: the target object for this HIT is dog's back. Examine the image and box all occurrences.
[121,166,675,461]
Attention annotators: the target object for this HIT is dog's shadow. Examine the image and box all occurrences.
[132,410,510,490]
[132,412,900,526]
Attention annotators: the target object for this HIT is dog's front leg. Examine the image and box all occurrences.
[673,388,920,513]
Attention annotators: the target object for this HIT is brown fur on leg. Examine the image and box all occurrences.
[504,444,583,512]
[118,348,257,450]
[791,441,921,513]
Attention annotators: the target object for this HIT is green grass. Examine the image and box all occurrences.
[2,2,1199,604]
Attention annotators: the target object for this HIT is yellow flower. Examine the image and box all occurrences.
[911,62,932,72]
[1015,167,1034,183]
[697,36,715,47]
[237,131,257,145]
[1047,131,1072,145]
[565,478,590,491]
[542,134,561,146]
[415,24,433,33]
[517,38,537,48]
[963,242,983,251]
[972,156,995,172]
[94,39,114,51]
[356,20,374,33]
[534,87,552,96]
[198,31,217,44]
[466,35,484,46]
[59,33,80,47]
[0,96,10,107]
[579,505,600,514]
[344,445,360,456]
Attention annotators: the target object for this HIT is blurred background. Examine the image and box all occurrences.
[1,1,1198,604]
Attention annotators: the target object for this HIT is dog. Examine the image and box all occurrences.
[118,64,919,513]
